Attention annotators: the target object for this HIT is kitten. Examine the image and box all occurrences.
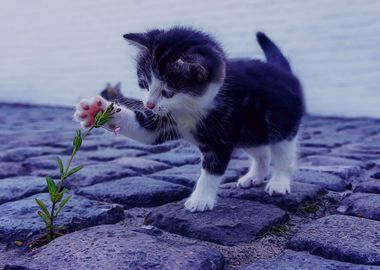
[74,27,304,212]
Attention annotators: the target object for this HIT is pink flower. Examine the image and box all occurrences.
[114,127,121,136]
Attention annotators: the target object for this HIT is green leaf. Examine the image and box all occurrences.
[106,103,114,113]
[37,211,50,226]
[53,187,69,203]
[45,176,57,200]
[100,116,113,126]
[94,111,102,125]
[55,195,72,217]
[93,104,114,128]
[57,157,64,177]
[73,130,82,152]
[94,113,110,127]
[54,192,63,203]
[67,165,83,177]
[35,198,50,219]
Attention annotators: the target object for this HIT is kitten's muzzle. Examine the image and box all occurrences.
[146,101,156,110]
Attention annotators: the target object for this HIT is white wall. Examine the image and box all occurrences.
[0,0,379,117]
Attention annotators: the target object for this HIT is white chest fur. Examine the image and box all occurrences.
[169,83,221,143]
[175,113,199,142]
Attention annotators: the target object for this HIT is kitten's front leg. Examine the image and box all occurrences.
[185,147,232,212]
[184,169,222,212]
[74,96,157,144]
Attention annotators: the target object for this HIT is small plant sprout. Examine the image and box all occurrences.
[34,103,116,243]
[268,224,289,235]
[301,203,320,214]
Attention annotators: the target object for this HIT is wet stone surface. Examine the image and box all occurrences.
[146,150,201,166]
[77,177,191,208]
[23,154,92,171]
[287,215,380,265]
[293,169,347,191]
[145,198,289,245]
[0,146,63,162]
[84,147,147,161]
[149,164,202,187]
[64,163,138,188]
[354,180,380,193]
[150,163,244,187]
[219,181,326,212]
[300,155,369,168]
[0,193,124,243]
[0,176,47,204]
[298,164,362,182]
[109,156,171,174]
[0,162,26,179]
[339,192,380,220]
[1,104,380,269]
[242,250,380,270]
[6,225,225,270]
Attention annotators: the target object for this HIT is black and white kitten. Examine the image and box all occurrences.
[74,27,304,212]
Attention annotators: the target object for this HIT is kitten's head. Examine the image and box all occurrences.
[124,27,226,115]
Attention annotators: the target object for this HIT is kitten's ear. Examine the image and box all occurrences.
[123,33,149,50]
[175,55,208,83]
[192,62,208,82]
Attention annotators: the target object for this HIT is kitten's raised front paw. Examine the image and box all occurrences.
[265,178,291,196]
[184,194,216,212]
[74,96,109,128]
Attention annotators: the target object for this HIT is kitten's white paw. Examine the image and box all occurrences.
[237,174,253,188]
[237,175,264,188]
[251,178,264,187]
[265,177,291,196]
[74,96,109,128]
[184,193,216,212]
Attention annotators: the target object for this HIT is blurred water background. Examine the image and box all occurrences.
[0,0,379,117]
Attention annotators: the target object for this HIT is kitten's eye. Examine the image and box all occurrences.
[143,81,149,91]
[162,90,174,98]
[138,80,149,91]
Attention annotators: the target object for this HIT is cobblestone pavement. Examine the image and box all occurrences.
[0,103,380,269]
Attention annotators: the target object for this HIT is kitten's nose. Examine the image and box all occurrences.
[146,101,155,110]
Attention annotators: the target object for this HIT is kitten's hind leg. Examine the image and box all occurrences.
[237,145,271,188]
[265,136,297,195]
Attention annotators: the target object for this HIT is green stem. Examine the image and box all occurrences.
[48,126,95,239]
[45,105,114,241]
[81,126,95,141]
[49,204,56,239]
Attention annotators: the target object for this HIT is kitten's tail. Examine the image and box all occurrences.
[256,32,292,73]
